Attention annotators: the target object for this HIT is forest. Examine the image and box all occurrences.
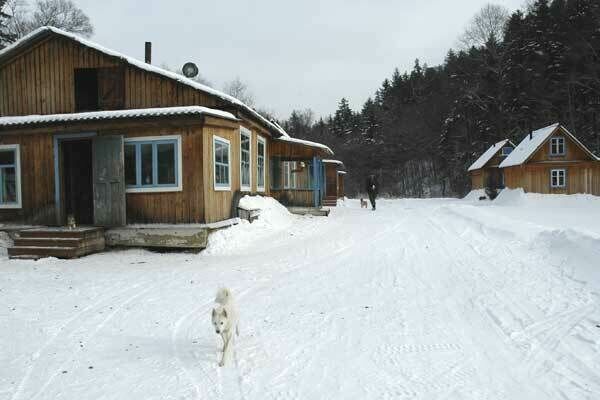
[280,0,600,197]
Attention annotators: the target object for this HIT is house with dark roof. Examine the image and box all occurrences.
[468,139,515,191]
[499,123,600,195]
[0,27,341,257]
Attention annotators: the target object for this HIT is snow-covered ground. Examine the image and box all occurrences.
[1,192,599,400]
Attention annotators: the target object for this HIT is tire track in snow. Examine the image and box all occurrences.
[9,281,145,400]
[28,282,162,400]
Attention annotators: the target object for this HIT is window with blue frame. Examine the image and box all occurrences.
[0,145,20,208]
[124,137,180,191]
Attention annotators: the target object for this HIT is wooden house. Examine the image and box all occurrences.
[499,123,600,195]
[0,26,337,235]
[322,160,344,206]
[468,139,515,191]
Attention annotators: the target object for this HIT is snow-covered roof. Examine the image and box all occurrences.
[499,123,599,168]
[322,159,344,166]
[467,139,513,172]
[0,26,288,138]
[275,136,334,155]
[0,106,237,127]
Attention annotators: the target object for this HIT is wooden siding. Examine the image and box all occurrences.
[270,140,329,160]
[202,125,239,223]
[502,128,600,196]
[271,189,314,207]
[325,164,338,197]
[123,126,205,224]
[529,131,591,163]
[0,36,224,116]
[0,132,55,223]
[0,118,216,225]
[337,174,345,198]
[504,163,600,195]
[200,123,272,223]
[470,170,483,190]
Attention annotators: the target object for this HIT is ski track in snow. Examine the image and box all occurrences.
[1,197,600,399]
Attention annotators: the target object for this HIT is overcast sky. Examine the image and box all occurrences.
[74,0,525,119]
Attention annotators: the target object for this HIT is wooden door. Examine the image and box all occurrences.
[93,135,126,226]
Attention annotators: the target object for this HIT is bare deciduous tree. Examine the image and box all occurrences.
[222,76,255,106]
[459,3,509,48]
[4,0,29,39]
[1,0,17,48]
[5,0,93,39]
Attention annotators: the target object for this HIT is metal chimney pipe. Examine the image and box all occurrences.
[145,42,152,64]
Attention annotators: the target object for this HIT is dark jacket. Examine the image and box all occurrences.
[366,175,378,195]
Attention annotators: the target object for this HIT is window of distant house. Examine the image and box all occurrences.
[240,127,251,191]
[550,169,566,188]
[501,147,513,156]
[550,137,565,156]
[214,136,231,190]
[124,136,182,193]
[0,145,21,208]
[257,136,266,191]
[284,161,296,189]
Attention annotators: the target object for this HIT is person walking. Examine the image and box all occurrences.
[366,174,378,210]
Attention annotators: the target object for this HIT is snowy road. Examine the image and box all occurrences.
[1,194,600,399]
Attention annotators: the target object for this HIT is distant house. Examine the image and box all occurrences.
[468,139,515,190]
[499,123,600,195]
[0,26,339,230]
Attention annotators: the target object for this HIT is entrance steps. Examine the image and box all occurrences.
[323,196,338,207]
[8,227,105,260]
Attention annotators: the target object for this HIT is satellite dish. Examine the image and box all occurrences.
[182,62,199,78]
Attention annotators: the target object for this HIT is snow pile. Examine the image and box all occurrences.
[462,189,488,202]
[205,196,295,255]
[495,187,600,209]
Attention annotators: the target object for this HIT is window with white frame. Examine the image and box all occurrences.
[257,136,266,191]
[550,137,565,156]
[283,161,296,189]
[240,127,251,190]
[501,147,513,156]
[214,136,231,190]
[550,169,566,188]
[0,144,21,208]
[124,136,182,192]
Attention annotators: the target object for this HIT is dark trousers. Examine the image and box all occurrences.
[368,192,376,209]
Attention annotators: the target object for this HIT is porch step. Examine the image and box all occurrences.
[18,227,103,240]
[14,237,84,248]
[8,227,105,260]
[323,196,338,207]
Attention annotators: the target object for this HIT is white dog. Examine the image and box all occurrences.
[211,288,239,367]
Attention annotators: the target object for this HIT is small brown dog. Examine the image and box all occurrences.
[360,198,368,208]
